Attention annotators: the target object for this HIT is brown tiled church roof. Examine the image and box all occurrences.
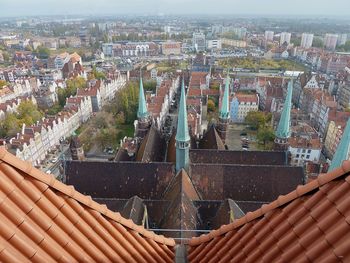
[0,147,175,263]
[188,160,350,262]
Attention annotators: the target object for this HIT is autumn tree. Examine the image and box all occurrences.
[0,80,9,88]
[207,99,216,112]
[17,100,43,125]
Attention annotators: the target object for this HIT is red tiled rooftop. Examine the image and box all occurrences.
[0,147,175,262]
[188,160,350,262]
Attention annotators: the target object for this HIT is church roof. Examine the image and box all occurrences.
[136,125,166,162]
[275,80,293,139]
[198,125,225,150]
[188,160,350,262]
[160,169,200,238]
[176,79,190,142]
[329,118,350,172]
[0,147,175,262]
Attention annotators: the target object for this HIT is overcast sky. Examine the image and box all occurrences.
[1,0,350,17]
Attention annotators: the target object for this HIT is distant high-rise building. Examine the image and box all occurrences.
[192,32,206,52]
[265,31,274,42]
[280,32,291,46]
[324,34,338,51]
[301,33,314,48]
[233,27,247,39]
[337,33,348,46]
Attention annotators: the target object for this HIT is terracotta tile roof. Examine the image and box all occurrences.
[0,147,175,262]
[188,160,350,262]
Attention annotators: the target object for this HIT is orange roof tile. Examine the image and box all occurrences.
[0,147,175,262]
[188,160,350,262]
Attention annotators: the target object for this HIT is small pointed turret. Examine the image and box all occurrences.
[219,75,230,119]
[274,80,293,150]
[176,79,190,172]
[276,80,293,139]
[328,119,350,171]
[135,75,151,138]
[217,74,230,144]
[137,77,149,119]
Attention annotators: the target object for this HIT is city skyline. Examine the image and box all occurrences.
[1,0,350,17]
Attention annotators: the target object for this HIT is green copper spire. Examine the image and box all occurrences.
[137,76,149,119]
[176,79,190,172]
[219,75,230,119]
[328,119,350,171]
[176,79,190,142]
[275,80,293,139]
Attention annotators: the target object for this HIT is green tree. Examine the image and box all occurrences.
[337,41,350,52]
[257,126,275,146]
[143,80,157,92]
[245,111,267,130]
[35,46,51,59]
[291,37,301,46]
[17,100,43,125]
[0,113,20,137]
[91,66,106,80]
[312,37,324,48]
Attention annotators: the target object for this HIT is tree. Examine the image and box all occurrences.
[257,126,275,146]
[35,46,50,59]
[291,38,301,46]
[312,37,324,48]
[0,80,9,88]
[17,100,43,125]
[337,41,350,52]
[207,99,216,112]
[91,66,106,80]
[0,113,19,137]
[245,111,267,130]
[143,80,157,92]
[115,112,125,125]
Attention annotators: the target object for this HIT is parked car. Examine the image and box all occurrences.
[51,157,58,163]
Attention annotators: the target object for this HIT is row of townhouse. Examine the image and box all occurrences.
[0,95,37,120]
[230,93,259,123]
[6,110,80,166]
[294,74,337,138]
[77,73,127,112]
[336,68,350,108]
[0,77,38,103]
[255,76,285,112]
[323,111,350,159]
[146,76,179,129]
[2,74,127,166]
[294,47,349,74]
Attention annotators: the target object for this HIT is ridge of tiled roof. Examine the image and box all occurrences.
[0,147,175,262]
[188,160,350,262]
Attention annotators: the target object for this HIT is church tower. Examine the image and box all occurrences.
[274,80,293,151]
[217,74,230,144]
[136,76,151,138]
[328,118,350,171]
[176,79,190,172]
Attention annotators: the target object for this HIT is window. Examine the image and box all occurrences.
[296,154,300,158]
[307,149,311,153]
[302,149,306,153]
[306,155,310,159]
[297,149,301,153]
